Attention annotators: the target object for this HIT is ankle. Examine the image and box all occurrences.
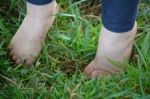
[27,0,58,19]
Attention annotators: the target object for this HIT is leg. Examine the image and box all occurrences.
[84,0,139,78]
[8,0,58,65]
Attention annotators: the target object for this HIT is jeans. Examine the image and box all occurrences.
[27,0,139,33]
[27,0,53,5]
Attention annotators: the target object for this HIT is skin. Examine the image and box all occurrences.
[8,0,58,65]
[84,23,137,78]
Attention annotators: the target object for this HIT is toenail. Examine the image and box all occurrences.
[12,55,17,61]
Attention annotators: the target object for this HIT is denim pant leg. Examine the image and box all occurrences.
[102,0,139,33]
[27,0,53,5]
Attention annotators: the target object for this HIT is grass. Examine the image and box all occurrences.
[0,0,150,98]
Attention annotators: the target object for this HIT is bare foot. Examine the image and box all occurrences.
[84,22,137,78]
[8,0,58,65]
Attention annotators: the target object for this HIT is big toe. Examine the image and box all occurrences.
[9,51,21,65]
[84,61,95,76]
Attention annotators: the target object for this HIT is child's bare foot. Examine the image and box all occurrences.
[8,0,58,65]
[84,22,137,78]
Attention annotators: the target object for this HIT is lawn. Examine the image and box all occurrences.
[0,0,150,98]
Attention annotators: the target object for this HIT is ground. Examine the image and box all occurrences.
[0,0,150,98]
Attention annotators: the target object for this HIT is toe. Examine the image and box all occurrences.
[24,56,36,67]
[12,55,21,64]
[12,55,17,61]
[84,66,93,76]
[84,61,95,76]
[90,70,109,78]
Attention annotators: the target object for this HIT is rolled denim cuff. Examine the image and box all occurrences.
[27,0,53,5]
[101,0,139,33]
[102,19,135,33]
